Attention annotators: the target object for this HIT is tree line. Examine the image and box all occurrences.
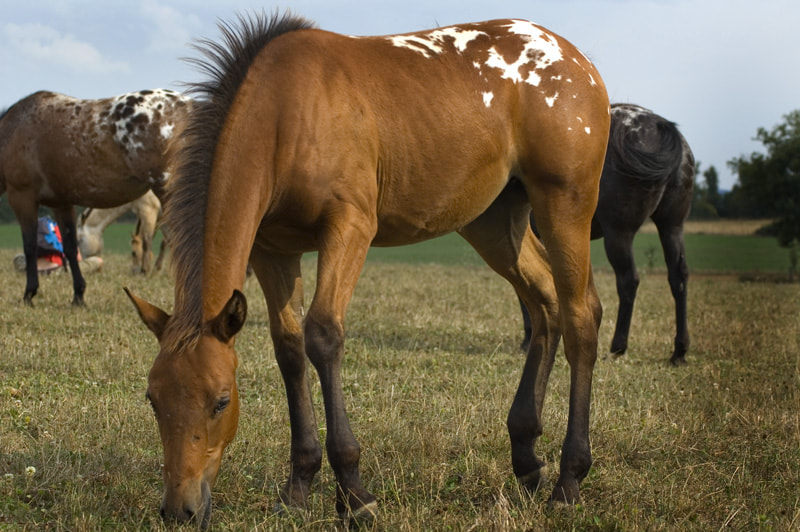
[693,109,799,251]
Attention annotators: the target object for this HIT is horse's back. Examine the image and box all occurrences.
[1,89,190,208]
[221,19,609,247]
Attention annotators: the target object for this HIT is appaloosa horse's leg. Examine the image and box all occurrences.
[52,206,86,306]
[249,249,323,512]
[20,215,40,306]
[601,228,638,356]
[6,194,40,305]
[457,183,561,494]
[655,221,690,365]
[528,185,602,505]
[302,208,378,523]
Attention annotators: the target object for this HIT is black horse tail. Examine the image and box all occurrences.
[606,110,685,189]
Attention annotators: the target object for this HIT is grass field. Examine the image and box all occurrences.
[0,218,794,276]
[0,220,798,530]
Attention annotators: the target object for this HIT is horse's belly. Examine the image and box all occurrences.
[372,177,509,246]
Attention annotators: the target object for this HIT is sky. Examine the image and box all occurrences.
[2,0,800,190]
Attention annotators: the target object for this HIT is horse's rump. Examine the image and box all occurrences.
[606,104,684,188]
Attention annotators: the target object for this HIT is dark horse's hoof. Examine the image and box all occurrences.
[549,480,581,506]
[518,464,549,493]
[71,295,85,307]
[669,355,688,366]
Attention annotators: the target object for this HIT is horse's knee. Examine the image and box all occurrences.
[304,315,344,367]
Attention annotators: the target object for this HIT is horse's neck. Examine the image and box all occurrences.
[198,155,269,321]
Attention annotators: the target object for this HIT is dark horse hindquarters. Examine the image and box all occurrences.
[521,103,695,364]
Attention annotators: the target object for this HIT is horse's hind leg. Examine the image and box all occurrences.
[457,182,561,494]
[249,249,323,512]
[527,181,602,505]
[654,221,689,365]
[52,206,86,306]
[601,228,638,355]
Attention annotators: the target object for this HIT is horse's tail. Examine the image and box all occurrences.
[606,111,685,189]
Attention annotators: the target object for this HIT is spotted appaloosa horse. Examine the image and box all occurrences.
[126,13,610,527]
[0,89,190,305]
[78,190,165,274]
[519,103,695,365]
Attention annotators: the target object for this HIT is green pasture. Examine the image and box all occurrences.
[0,221,793,275]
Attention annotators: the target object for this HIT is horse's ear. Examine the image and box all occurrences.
[124,287,170,339]
[211,290,247,343]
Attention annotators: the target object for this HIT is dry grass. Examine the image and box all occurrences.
[639,219,774,236]
[0,249,798,530]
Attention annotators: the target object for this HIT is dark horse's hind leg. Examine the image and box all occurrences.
[655,223,689,365]
[53,206,86,306]
[602,229,638,356]
[458,183,562,495]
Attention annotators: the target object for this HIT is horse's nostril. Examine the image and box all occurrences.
[159,506,167,519]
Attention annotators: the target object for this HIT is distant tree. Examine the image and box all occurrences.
[689,162,719,219]
[728,110,800,247]
[703,165,721,214]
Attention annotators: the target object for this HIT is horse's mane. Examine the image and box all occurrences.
[606,105,684,188]
[163,11,316,351]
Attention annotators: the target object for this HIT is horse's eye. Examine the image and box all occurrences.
[213,397,230,416]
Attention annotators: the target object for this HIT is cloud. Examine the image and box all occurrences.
[140,0,201,53]
[3,23,130,74]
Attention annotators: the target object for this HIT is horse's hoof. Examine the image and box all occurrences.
[549,481,581,506]
[71,296,85,307]
[273,500,306,518]
[341,500,378,529]
[669,355,688,367]
[517,464,549,492]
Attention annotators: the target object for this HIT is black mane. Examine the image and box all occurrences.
[163,11,316,350]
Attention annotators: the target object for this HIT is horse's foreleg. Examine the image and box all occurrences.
[656,224,689,365]
[458,184,561,493]
[304,210,377,524]
[53,206,86,306]
[8,194,39,305]
[250,249,323,512]
[602,229,638,355]
[20,215,39,306]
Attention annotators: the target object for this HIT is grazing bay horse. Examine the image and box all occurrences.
[78,190,166,274]
[519,104,694,364]
[0,89,190,305]
[126,13,610,527]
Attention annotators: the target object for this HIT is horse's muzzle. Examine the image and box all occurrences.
[160,480,212,530]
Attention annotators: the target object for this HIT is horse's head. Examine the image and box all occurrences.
[125,288,246,529]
